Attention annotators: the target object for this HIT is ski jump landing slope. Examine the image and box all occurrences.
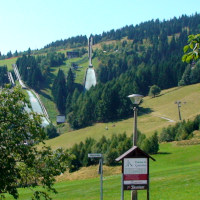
[84,67,97,90]
[12,64,50,127]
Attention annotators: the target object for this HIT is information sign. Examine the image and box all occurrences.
[123,158,148,188]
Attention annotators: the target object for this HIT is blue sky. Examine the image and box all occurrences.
[0,0,199,54]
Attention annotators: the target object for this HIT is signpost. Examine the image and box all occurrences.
[116,146,155,200]
[88,153,103,200]
[88,153,102,158]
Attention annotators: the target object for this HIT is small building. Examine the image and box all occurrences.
[56,115,66,125]
[66,51,79,58]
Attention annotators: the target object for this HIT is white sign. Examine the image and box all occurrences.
[88,153,102,158]
[123,158,148,185]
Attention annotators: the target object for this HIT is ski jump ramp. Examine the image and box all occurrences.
[84,36,97,91]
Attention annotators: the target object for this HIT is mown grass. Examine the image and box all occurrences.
[142,84,200,121]
[43,83,200,150]
[5,142,200,200]
[0,57,18,70]
[38,88,59,123]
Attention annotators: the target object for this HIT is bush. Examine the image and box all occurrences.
[67,131,160,172]
[159,115,200,142]
[105,148,119,166]
[45,123,59,139]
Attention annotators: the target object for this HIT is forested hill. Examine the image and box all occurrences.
[1,13,200,131]
[43,13,200,49]
[67,13,200,129]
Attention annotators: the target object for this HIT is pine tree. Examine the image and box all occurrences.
[52,69,67,114]
[66,68,74,94]
[149,132,159,154]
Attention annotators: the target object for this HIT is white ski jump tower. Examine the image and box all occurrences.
[84,36,97,90]
[88,36,93,67]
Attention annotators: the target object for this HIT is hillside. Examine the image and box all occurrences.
[0,13,200,127]
[6,142,200,199]
[44,83,200,150]
[1,13,200,200]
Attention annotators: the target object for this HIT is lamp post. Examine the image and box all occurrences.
[128,94,143,146]
[128,94,143,200]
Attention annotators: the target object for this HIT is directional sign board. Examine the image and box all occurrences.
[88,153,102,158]
[88,153,103,200]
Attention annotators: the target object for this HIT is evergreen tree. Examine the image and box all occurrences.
[0,66,9,86]
[178,65,191,86]
[52,69,67,114]
[14,50,18,57]
[7,51,12,58]
[66,68,75,94]
[148,132,159,154]
[45,123,59,139]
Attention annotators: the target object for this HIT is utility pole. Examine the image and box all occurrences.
[175,101,186,121]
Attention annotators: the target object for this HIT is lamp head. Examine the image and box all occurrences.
[128,94,143,105]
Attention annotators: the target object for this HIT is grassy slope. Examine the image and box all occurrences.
[1,55,200,145]
[1,48,200,200]
[0,57,18,70]
[6,142,200,200]
[38,54,99,122]
[0,49,99,122]
[44,83,200,150]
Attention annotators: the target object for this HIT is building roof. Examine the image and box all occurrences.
[115,146,156,162]
[56,115,65,123]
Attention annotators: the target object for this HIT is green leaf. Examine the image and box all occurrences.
[183,45,189,53]
[189,43,194,49]
[182,54,187,62]
[186,54,193,63]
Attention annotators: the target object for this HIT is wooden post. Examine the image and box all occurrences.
[121,173,124,200]
[100,158,103,200]
[147,158,150,200]
[131,190,137,200]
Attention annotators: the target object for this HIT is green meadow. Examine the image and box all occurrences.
[1,50,200,200]
[44,83,200,150]
[0,57,18,70]
[6,142,200,200]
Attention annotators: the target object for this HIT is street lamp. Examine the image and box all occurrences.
[128,94,143,146]
[128,94,143,200]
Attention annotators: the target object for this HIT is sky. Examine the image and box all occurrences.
[0,0,199,54]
